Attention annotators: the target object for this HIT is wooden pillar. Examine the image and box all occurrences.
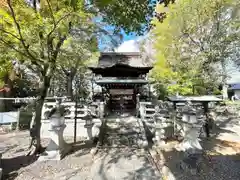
[172,101,177,135]
[173,102,177,110]
[202,101,210,138]
[148,83,151,98]
[91,75,94,97]
[203,102,209,113]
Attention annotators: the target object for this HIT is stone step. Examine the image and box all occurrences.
[103,116,149,149]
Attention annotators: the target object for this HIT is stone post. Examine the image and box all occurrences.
[99,101,105,119]
[85,120,94,140]
[39,101,71,161]
[136,93,140,117]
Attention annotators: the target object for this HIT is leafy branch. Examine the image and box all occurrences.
[7,0,40,63]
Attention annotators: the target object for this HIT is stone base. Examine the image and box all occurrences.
[38,143,72,161]
[175,139,202,153]
[38,125,72,161]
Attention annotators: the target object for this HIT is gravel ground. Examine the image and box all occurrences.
[151,112,240,180]
[151,144,240,180]
[0,131,94,180]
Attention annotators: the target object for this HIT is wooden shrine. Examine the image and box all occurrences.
[89,52,153,113]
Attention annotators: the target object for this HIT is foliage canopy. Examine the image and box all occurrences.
[151,0,240,97]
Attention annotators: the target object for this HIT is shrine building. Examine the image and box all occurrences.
[89,52,153,113]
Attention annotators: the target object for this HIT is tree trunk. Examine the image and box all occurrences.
[31,76,51,154]
[34,98,44,153]
[66,74,73,100]
[3,73,14,111]
[221,60,228,100]
[66,69,77,100]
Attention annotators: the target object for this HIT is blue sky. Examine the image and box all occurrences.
[122,32,138,41]
[97,29,139,51]
[94,16,139,50]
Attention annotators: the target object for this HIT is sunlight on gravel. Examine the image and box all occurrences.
[1,132,93,180]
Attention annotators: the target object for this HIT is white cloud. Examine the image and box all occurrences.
[114,39,140,52]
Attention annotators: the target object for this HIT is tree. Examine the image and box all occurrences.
[0,0,98,153]
[0,46,23,111]
[88,0,159,35]
[53,32,98,99]
[151,0,240,97]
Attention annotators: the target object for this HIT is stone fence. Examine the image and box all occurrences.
[139,101,207,150]
[41,101,104,140]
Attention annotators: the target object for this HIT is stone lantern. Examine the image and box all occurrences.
[39,100,71,161]
[182,110,197,124]
[181,102,197,136]
[50,101,65,127]
[176,103,202,153]
[84,112,94,140]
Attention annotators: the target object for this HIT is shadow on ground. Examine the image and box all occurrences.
[157,110,240,180]
[1,155,38,180]
[92,148,161,180]
[160,148,240,180]
[66,140,96,157]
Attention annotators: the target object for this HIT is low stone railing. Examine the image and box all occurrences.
[138,102,157,141]
[154,102,175,144]
[139,102,156,120]
[139,101,184,145]
[41,101,103,140]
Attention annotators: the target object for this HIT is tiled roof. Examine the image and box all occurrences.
[90,52,153,68]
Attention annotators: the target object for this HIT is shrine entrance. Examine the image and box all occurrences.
[89,52,153,114]
[109,89,134,112]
